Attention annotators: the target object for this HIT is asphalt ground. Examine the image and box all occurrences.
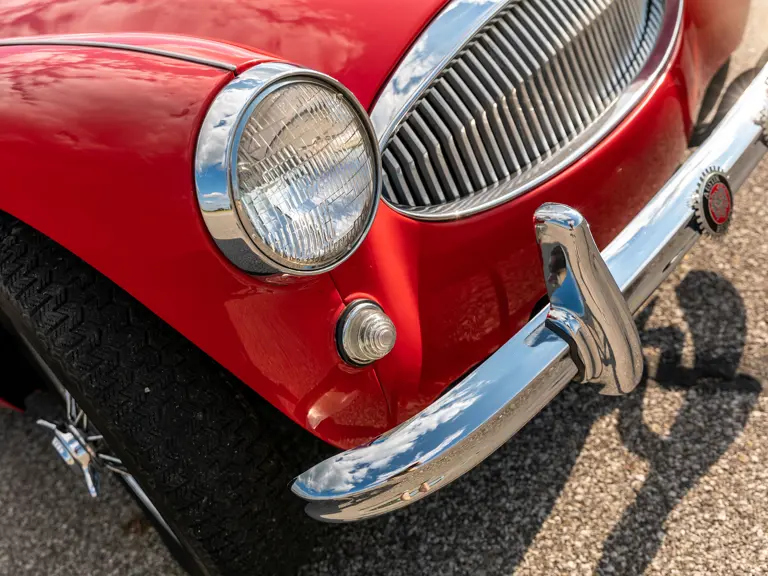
[1,4,768,575]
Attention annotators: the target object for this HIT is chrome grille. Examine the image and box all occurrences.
[381,0,667,216]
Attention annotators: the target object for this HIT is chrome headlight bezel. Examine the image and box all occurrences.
[194,62,382,276]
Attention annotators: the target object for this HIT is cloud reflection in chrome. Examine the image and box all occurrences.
[294,377,488,495]
[369,0,502,142]
[194,63,299,216]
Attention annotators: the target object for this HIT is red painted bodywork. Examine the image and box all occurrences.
[0,1,751,447]
[0,0,449,111]
[0,398,20,412]
[0,43,390,448]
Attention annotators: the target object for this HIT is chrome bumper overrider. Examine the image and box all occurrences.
[292,64,768,522]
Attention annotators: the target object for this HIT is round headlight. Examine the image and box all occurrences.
[195,63,381,275]
[234,80,377,272]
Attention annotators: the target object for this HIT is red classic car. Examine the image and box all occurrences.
[0,0,766,573]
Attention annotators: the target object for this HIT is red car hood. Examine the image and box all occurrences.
[0,0,448,109]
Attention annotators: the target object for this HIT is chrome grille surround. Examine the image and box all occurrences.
[373,0,683,220]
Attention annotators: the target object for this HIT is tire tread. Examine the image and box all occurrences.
[0,213,314,575]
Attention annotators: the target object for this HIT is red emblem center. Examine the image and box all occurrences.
[708,182,732,225]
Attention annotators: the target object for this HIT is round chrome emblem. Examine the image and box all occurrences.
[696,169,733,236]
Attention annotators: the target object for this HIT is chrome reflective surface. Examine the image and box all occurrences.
[37,415,101,498]
[295,314,578,522]
[34,372,181,543]
[337,300,397,366]
[536,204,643,395]
[123,475,180,544]
[375,0,682,220]
[0,38,237,71]
[195,62,381,275]
[292,62,768,522]
[604,66,768,314]
[370,0,508,145]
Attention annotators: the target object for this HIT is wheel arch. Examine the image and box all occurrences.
[0,36,390,448]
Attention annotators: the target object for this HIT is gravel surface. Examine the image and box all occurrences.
[1,4,767,575]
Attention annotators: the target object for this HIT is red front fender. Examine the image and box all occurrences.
[0,35,390,448]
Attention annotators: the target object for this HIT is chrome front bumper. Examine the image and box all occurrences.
[292,64,768,522]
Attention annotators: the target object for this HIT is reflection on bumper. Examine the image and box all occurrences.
[292,64,768,522]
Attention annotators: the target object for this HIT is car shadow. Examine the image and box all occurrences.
[596,271,761,575]
[305,270,761,575]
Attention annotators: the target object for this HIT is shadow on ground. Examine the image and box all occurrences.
[304,270,762,575]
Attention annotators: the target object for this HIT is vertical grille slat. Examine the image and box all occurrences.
[604,1,636,73]
[383,0,666,211]
[479,33,550,157]
[390,137,431,206]
[495,19,565,147]
[409,111,460,200]
[420,100,474,197]
[464,49,528,171]
[579,0,623,98]
[399,124,448,204]
[449,65,508,181]
[428,85,486,189]
[533,0,600,119]
[592,0,629,79]
[382,149,415,207]
[472,41,538,163]
[456,57,518,175]
[489,24,561,149]
[518,3,588,131]
[505,8,577,140]
[381,171,397,204]
[559,0,616,102]
[435,79,497,186]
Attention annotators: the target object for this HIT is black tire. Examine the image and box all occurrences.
[0,212,328,575]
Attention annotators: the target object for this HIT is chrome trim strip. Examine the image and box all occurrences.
[194,62,382,275]
[0,39,237,71]
[374,0,682,221]
[292,62,768,521]
[370,0,509,145]
[122,475,181,545]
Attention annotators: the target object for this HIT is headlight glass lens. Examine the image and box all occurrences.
[233,80,377,272]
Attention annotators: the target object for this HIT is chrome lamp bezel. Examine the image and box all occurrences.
[194,62,382,275]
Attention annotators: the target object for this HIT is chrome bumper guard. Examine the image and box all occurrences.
[292,64,768,522]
